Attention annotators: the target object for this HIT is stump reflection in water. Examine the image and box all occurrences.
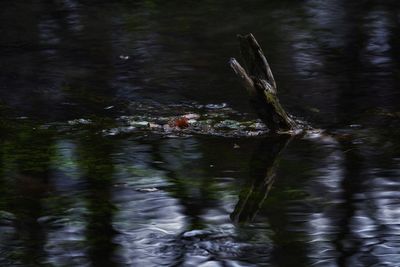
[231,135,292,224]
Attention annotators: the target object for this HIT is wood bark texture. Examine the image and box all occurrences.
[230,33,297,132]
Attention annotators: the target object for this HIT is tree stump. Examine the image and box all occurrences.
[230,33,297,133]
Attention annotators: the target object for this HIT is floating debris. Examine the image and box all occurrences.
[214,120,244,130]
[148,122,162,129]
[68,118,92,125]
[244,131,264,136]
[102,126,136,136]
[205,103,227,109]
[16,116,29,120]
[119,55,130,60]
[171,117,189,129]
[250,122,266,130]
[55,102,314,138]
[136,187,159,193]
[183,113,200,120]
[129,121,150,127]
[350,124,362,129]
[163,124,174,133]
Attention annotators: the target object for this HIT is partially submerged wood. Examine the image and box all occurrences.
[230,33,297,133]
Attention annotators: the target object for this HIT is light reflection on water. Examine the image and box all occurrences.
[0,124,398,266]
[1,0,400,266]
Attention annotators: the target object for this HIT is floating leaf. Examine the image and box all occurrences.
[170,117,189,128]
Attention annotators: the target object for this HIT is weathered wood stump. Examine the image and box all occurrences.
[230,33,297,133]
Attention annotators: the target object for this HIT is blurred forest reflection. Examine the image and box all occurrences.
[1,1,400,266]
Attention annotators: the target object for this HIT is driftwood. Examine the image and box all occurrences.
[230,34,297,133]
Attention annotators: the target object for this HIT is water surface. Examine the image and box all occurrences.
[1,1,400,266]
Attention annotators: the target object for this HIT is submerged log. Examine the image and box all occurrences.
[230,33,297,133]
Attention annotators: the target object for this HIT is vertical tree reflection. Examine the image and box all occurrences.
[147,138,231,266]
[231,135,292,224]
[151,138,219,230]
[0,124,55,266]
[76,131,119,266]
[334,138,377,266]
[230,135,310,266]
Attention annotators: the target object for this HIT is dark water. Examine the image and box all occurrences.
[1,1,400,266]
